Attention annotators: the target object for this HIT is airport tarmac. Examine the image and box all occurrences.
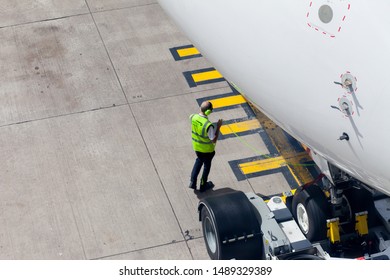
[0,0,316,259]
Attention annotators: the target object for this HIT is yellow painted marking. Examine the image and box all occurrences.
[177,47,200,57]
[192,70,223,83]
[220,119,261,135]
[251,107,315,185]
[287,164,302,186]
[210,95,246,109]
[240,156,286,174]
[239,152,310,175]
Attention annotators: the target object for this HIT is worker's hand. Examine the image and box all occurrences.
[217,119,223,128]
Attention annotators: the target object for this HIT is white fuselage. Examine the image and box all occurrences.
[158,0,390,195]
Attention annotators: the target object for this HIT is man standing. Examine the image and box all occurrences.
[189,101,223,192]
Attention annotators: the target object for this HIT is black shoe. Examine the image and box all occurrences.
[199,181,215,193]
[188,181,196,189]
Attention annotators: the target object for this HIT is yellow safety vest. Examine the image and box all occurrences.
[190,114,215,153]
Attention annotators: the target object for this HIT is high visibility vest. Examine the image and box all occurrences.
[190,114,215,153]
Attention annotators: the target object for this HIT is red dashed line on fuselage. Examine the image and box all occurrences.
[306,2,351,38]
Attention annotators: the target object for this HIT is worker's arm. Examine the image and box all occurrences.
[212,119,223,143]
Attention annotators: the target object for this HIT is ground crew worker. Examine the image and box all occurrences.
[189,101,223,192]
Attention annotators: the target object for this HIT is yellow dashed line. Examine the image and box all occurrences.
[177,47,200,58]
[210,95,246,109]
[192,70,223,83]
[240,156,286,174]
[220,119,261,135]
[174,44,315,188]
[239,152,310,175]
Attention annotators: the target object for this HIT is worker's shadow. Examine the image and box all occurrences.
[194,186,238,200]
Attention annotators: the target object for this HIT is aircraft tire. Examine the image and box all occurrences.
[292,185,329,242]
[199,191,264,260]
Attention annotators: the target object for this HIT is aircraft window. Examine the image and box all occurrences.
[318,5,333,24]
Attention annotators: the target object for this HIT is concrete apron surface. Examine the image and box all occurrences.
[0,0,293,259]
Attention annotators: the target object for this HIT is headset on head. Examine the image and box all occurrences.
[204,102,213,116]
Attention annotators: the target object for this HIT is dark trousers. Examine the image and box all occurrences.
[190,151,215,186]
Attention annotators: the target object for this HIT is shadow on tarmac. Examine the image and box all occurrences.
[194,186,238,200]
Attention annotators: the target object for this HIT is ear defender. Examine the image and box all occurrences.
[204,103,213,116]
